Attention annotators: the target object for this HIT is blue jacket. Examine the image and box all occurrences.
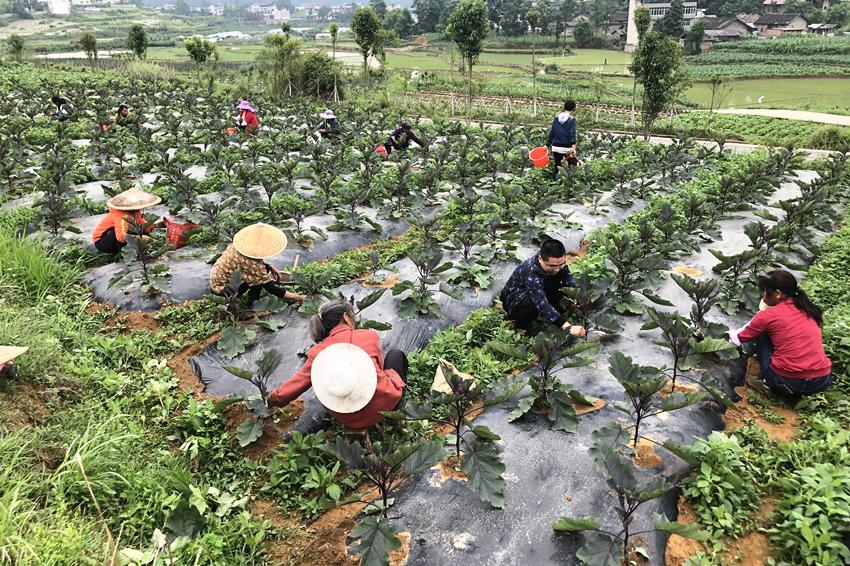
[547,112,576,149]
[500,254,576,325]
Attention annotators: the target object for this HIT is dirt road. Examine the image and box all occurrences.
[716,108,850,127]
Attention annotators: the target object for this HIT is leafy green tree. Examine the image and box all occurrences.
[77,32,97,71]
[351,6,382,86]
[446,0,489,108]
[500,0,529,35]
[634,6,651,40]
[258,34,303,98]
[572,20,594,47]
[184,36,217,74]
[655,0,684,37]
[174,0,190,14]
[629,31,684,136]
[127,24,148,59]
[370,0,387,19]
[685,19,705,55]
[281,22,291,38]
[329,22,340,101]
[384,7,415,37]
[7,34,24,62]
[588,0,620,29]
[303,51,337,98]
[414,0,446,33]
[526,9,540,115]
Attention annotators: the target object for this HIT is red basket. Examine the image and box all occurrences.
[164,217,199,248]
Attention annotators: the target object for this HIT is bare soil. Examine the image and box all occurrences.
[389,532,411,566]
[432,453,469,486]
[672,265,704,278]
[665,497,704,566]
[223,400,306,461]
[724,386,798,442]
[167,333,220,396]
[1,378,49,431]
[633,438,664,469]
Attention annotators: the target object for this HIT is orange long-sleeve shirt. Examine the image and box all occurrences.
[91,209,148,244]
[268,325,404,429]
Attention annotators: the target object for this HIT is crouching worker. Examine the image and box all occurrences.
[731,269,831,398]
[0,346,28,379]
[317,109,340,139]
[383,123,425,156]
[499,239,585,336]
[268,299,407,430]
[92,188,162,254]
[210,223,305,306]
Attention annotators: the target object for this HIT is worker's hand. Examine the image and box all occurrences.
[568,325,586,337]
[286,292,305,303]
[269,266,282,281]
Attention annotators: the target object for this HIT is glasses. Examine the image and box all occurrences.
[542,261,567,271]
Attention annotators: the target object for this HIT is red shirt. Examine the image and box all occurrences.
[240,110,260,135]
[268,325,404,429]
[737,298,832,379]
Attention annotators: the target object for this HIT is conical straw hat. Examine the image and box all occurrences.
[107,188,161,211]
[0,346,28,365]
[233,223,288,259]
[312,343,377,414]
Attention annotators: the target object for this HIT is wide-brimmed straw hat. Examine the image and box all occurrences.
[312,343,377,413]
[0,346,28,365]
[237,100,255,112]
[233,223,287,259]
[107,188,161,211]
[320,109,336,119]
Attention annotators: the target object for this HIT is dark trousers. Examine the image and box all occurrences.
[94,227,123,254]
[504,289,566,331]
[751,334,831,398]
[553,151,578,179]
[383,348,408,409]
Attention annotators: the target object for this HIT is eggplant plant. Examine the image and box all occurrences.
[490,330,599,432]
[562,272,623,340]
[553,427,708,565]
[329,177,381,233]
[223,349,283,446]
[607,351,705,448]
[34,137,82,237]
[274,193,326,243]
[321,435,444,566]
[709,248,762,315]
[602,232,672,314]
[392,236,461,318]
[387,366,524,508]
[671,273,727,340]
[108,218,173,296]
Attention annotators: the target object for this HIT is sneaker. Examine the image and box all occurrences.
[745,374,772,396]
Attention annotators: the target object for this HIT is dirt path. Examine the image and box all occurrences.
[716,108,850,127]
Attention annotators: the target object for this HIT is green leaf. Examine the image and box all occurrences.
[222,365,253,381]
[547,389,578,433]
[256,319,286,332]
[484,376,526,406]
[438,281,465,300]
[350,516,401,566]
[235,418,263,447]
[661,440,698,466]
[469,425,501,441]
[461,437,506,508]
[356,289,386,312]
[399,438,445,476]
[218,326,257,360]
[507,395,535,422]
[567,387,597,407]
[654,516,710,541]
[165,501,204,538]
[576,532,622,566]
[486,339,527,360]
[358,319,393,331]
[552,516,602,532]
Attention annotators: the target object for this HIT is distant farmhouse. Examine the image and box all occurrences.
[249,3,291,22]
[624,0,700,52]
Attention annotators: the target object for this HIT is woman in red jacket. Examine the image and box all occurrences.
[733,270,831,397]
[268,300,407,430]
[235,100,260,136]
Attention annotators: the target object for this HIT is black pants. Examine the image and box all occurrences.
[505,290,566,331]
[383,348,408,409]
[237,281,288,305]
[94,227,123,254]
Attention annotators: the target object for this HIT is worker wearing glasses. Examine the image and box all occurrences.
[499,239,586,336]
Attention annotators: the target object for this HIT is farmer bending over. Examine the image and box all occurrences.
[383,123,424,156]
[209,223,304,306]
[547,99,578,180]
[731,269,831,398]
[268,299,407,430]
[49,95,74,121]
[234,100,260,136]
[317,109,340,139]
[92,188,163,255]
[499,239,585,336]
[115,104,132,127]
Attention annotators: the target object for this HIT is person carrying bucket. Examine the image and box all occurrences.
[316,109,341,139]
[268,299,407,431]
[209,223,305,307]
[547,99,578,180]
[234,100,260,136]
[91,188,164,255]
[383,123,425,156]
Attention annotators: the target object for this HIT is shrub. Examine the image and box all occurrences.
[807,126,850,153]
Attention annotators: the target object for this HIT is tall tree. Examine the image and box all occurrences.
[655,0,684,38]
[351,6,382,86]
[414,0,445,33]
[184,36,217,76]
[501,0,528,35]
[6,34,24,62]
[631,6,652,125]
[281,22,291,38]
[259,34,303,98]
[329,22,340,101]
[384,7,415,37]
[573,20,594,47]
[685,19,705,55]
[78,31,98,71]
[526,9,540,116]
[487,0,504,31]
[629,31,683,136]
[370,0,387,19]
[127,24,148,59]
[446,0,489,110]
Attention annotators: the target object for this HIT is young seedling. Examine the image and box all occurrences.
[223,349,283,446]
[709,248,763,315]
[553,427,708,565]
[392,237,461,318]
[387,364,524,508]
[562,271,623,340]
[490,330,599,432]
[321,435,445,566]
[108,218,173,296]
[602,232,672,314]
[671,273,727,340]
[275,193,326,244]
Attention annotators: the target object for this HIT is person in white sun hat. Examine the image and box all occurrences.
[210,223,305,306]
[317,109,340,139]
[91,188,164,255]
[269,299,407,430]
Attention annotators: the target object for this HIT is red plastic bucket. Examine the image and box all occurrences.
[165,217,199,248]
[374,144,389,158]
[529,146,550,168]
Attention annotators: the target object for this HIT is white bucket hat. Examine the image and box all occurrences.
[312,343,377,413]
[320,109,336,119]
